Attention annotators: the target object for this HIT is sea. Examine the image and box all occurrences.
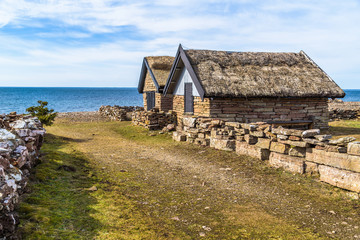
[0,87,359,114]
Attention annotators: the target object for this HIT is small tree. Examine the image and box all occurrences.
[26,100,57,126]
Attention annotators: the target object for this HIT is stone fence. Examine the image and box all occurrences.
[329,101,360,120]
[99,105,143,121]
[131,109,177,131]
[0,113,45,238]
[173,116,360,193]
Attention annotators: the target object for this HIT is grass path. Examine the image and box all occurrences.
[18,118,360,239]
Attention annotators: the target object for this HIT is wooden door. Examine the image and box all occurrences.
[184,83,194,113]
[146,91,155,111]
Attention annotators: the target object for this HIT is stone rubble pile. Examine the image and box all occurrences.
[174,116,360,193]
[328,100,360,120]
[132,108,177,130]
[0,113,45,238]
[99,105,143,121]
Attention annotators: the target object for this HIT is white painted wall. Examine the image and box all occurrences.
[173,68,200,97]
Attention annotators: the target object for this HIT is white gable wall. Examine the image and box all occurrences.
[173,67,200,97]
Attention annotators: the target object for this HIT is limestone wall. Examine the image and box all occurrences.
[99,105,143,121]
[132,108,177,131]
[171,96,329,129]
[173,116,360,193]
[328,100,360,120]
[0,113,45,238]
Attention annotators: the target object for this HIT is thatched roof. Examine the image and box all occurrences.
[184,49,344,98]
[184,49,345,98]
[163,45,345,98]
[138,56,175,93]
[145,56,175,87]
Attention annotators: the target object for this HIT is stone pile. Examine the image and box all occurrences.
[0,113,45,238]
[328,100,360,120]
[99,105,143,121]
[132,108,177,130]
[174,116,360,193]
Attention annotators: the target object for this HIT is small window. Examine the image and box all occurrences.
[146,91,155,110]
[184,83,194,113]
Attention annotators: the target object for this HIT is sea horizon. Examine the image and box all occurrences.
[0,87,359,114]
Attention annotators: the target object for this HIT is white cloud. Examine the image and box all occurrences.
[0,0,358,88]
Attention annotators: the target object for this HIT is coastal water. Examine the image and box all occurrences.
[0,87,359,114]
[0,87,143,114]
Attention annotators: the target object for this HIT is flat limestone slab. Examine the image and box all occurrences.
[236,141,270,160]
[210,138,235,151]
[269,152,305,174]
[306,148,360,173]
[319,165,360,192]
[348,142,360,156]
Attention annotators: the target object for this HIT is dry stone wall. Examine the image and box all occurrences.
[171,96,329,129]
[132,108,177,130]
[0,113,45,238]
[173,116,360,193]
[329,100,360,120]
[99,105,143,121]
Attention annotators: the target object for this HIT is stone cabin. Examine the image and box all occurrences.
[163,45,345,129]
[138,56,175,111]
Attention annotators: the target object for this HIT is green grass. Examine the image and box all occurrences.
[18,120,360,239]
[18,133,184,239]
[328,119,360,139]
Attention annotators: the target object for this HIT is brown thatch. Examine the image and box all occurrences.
[184,49,345,98]
[145,56,175,87]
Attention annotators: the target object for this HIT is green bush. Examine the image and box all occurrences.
[26,100,57,126]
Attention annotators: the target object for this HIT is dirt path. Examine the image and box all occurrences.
[23,114,360,239]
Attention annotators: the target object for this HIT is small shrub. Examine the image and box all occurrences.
[26,100,57,126]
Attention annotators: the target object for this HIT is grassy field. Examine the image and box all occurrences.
[18,118,360,239]
[328,119,360,140]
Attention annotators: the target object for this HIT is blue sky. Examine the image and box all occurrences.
[0,0,359,88]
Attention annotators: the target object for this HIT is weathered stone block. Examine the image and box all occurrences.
[289,146,306,158]
[319,165,360,192]
[210,138,235,151]
[303,138,326,146]
[278,139,308,148]
[306,148,360,173]
[304,161,318,175]
[236,141,270,160]
[250,130,265,138]
[277,135,288,140]
[244,134,257,145]
[270,142,289,154]
[272,127,302,137]
[172,131,186,141]
[348,142,360,156]
[314,135,332,142]
[255,138,271,149]
[329,137,356,146]
[301,129,320,138]
[269,152,305,174]
[289,136,301,141]
[182,117,197,128]
[194,138,210,146]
